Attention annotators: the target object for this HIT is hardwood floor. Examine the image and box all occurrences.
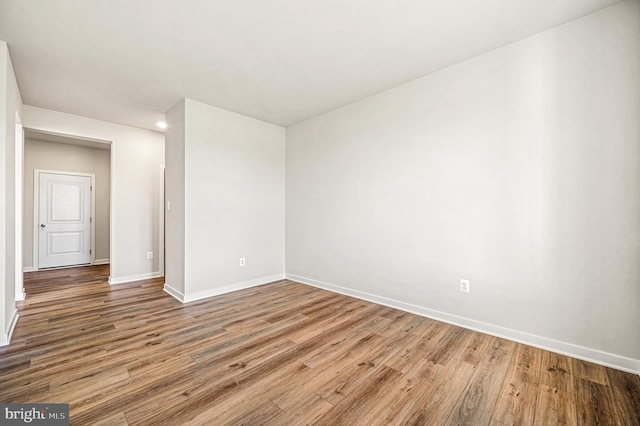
[1,265,639,425]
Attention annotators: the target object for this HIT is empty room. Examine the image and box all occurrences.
[0,0,639,424]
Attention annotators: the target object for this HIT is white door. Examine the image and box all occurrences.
[38,173,92,269]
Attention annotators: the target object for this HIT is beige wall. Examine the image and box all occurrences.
[286,0,640,370]
[23,138,111,268]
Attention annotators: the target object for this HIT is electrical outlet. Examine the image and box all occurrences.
[460,279,470,293]
[147,251,154,260]
[239,257,246,266]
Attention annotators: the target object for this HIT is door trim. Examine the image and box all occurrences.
[33,169,96,270]
[159,164,165,277]
[15,113,24,301]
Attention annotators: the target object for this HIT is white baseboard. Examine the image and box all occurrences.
[0,310,19,347]
[23,266,36,273]
[15,289,25,302]
[93,258,110,265]
[163,283,185,302]
[109,271,163,285]
[286,273,640,375]
[178,274,286,304]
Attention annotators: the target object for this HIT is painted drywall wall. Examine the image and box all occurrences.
[21,106,164,283]
[0,40,23,344]
[164,99,285,301]
[23,139,111,267]
[164,100,186,296]
[286,0,640,367]
[184,99,285,299]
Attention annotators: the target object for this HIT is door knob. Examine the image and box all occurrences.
[40,224,46,228]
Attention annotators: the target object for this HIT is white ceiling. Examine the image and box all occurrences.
[0,0,622,129]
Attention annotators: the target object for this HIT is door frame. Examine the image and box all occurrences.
[15,113,24,300]
[33,169,96,270]
[159,164,165,277]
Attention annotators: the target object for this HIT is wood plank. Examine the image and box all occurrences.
[534,385,577,425]
[492,382,539,425]
[540,351,574,393]
[375,310,416,338]
[271,393,333,425]
[0,265,637,424]
[445,346,513,425]
[356,358,438,425]
[490,335,517,353]
[93,412,129,426]
[314,331,413,405]
[425,325,472,366]
[574,378,623,426]
[456,330,494,366]
[606,367,640,425]
[314,365,404,425]
[573,358,610,386]
[403,315,437,337]
[399,358,477,425]
[491,344,543,425]
[298,315,390,368]
[215,398,282,426]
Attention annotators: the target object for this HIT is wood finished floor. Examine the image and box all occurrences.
[1,265,639,425]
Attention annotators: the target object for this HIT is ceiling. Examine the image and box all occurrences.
[0,0,622,130]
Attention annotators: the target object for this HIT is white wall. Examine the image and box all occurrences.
[23,139,111,267]
[21,106,165,283]
[164,99,285,302]
[164,101,185,296]
[286,0,640,370]
[0,41,23,345]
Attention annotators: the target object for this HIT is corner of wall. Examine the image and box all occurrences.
[0,310,19,347]
[163,282,185,303]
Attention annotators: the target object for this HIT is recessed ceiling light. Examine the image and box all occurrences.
[156,121,168,129]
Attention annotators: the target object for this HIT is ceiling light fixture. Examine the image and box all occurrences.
[156,121,168,129]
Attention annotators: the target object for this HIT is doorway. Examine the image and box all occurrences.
[22,130,111,272]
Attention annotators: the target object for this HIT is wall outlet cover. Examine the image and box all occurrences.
[460,279,470,293]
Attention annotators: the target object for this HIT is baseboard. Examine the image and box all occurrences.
[163,283,185,302]
[0,310,19,347]
[109,271,163,285]
[22,266,36,273]
[181,273,286,303]
[93,258,110,265]
[15,289,25,302]
[286,273,640,375]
